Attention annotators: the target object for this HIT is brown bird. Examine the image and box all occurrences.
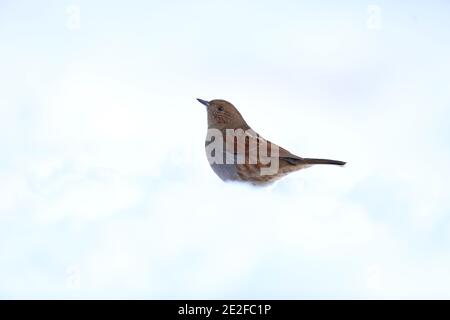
[197,98,346,186]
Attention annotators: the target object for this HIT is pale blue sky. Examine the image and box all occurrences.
[1,0,450,298]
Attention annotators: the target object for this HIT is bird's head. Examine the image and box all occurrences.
[197,98,249,130]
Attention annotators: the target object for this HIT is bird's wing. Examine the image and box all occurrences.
[224,130,303,163]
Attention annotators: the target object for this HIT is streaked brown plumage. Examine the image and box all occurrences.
[197,98,346,186]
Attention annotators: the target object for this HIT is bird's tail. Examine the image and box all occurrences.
[302,158,346,166]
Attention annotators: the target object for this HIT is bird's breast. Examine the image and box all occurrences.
[209,162,240,182]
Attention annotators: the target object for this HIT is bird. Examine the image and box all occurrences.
[197,98,346,186]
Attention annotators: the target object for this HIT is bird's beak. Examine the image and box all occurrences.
[197,98,209,107]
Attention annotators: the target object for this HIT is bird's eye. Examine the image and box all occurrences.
[218,106,224,112]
